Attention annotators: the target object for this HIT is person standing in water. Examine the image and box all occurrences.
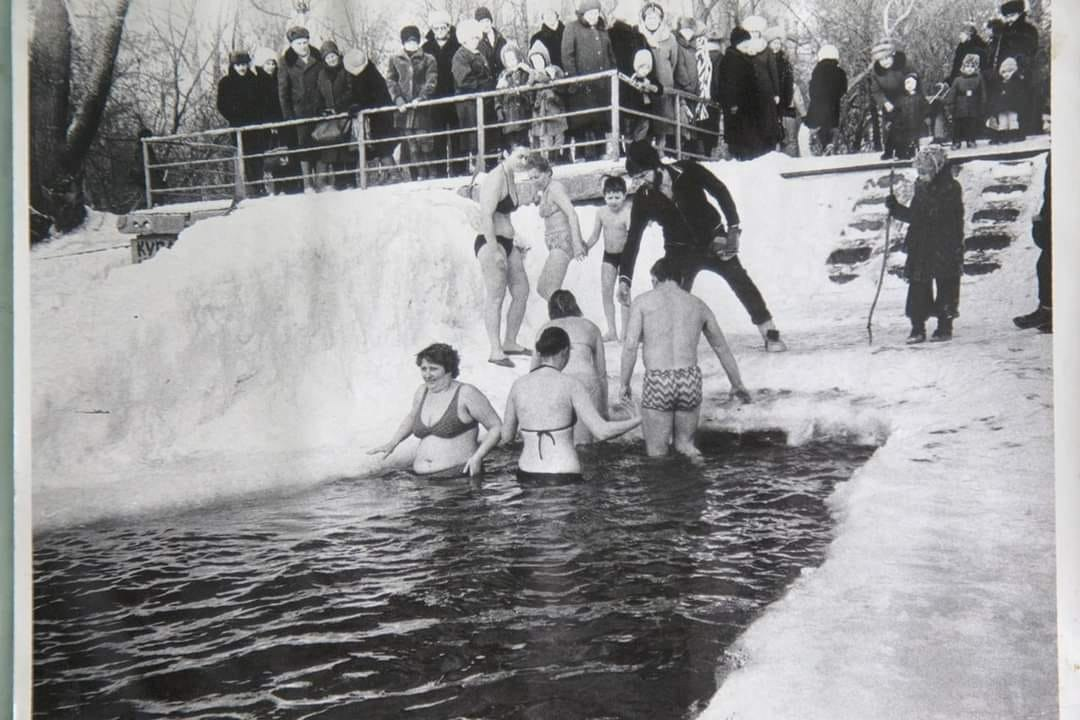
[369,344,503,476]
[532,290,608,444]
[503,327,640,481]
[619,257,752,458]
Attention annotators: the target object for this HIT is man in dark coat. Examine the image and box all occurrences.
[530,9,565,69]
[987,1,1040,132]
[278,26,324,191]
[617,140,786,351]
[805,44,847,154]
[948,22,989,82]
[714,27,775,160]
[452,19,494,170]
[561,0,616,160]
[344,49,397,179]
[422,11,462,176]
[216,51,265,192]
[475,7,508,83]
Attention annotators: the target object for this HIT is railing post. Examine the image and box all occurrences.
[233,129,247,201]
[475,95,485,172]
[675,96,683,159]
[608,71,620,160]
[356,111,368,190]
[141,137,154,209]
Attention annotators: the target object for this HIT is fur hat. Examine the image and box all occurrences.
[742,15,768,33]
[286,26,309,42]
[578,0,602,13]
[252,47,277,67]
[474,6,493,22]
[871,39,896,62]
[999,56,1019,74]
[429,10,452,28]
[344,49,368,75]
[400,25,421,44]
[625,140,661,175]
[817,44,839,62]
[765,26,786,42]
[320,40,341,59]
[229,51,251,65]
[914,145,948,176]
[730,26,751,46]
[1000,1,1025,15]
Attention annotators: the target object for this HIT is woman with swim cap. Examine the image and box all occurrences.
[369,343,502,476]
[532,290,608,444]
[502,327,640,481]
[475,139,533,367]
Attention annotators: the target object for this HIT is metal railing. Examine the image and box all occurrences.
[140,69,726,208]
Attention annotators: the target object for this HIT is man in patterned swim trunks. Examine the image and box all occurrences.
[619,258,752,457]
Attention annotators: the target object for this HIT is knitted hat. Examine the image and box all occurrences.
[625,140,661,175]
[578,0,602,13]
[730,27,751,46]
[999,56,1019,73]
[1000,1,1025,15]
[633,48,654,70]
[252,47,276,67]
[742,15,768,33]
[229,50,251,65]
[914,145,948,176]
[474,6,493,22]
[904,71,919,85]
[400,25,421,44]
[765,26,786,42]
[871,39,896,62]
[321,40,341,59]
[429,10,452,27]
[961,52,981,69]
[344,49,368,75]
[818,44,839,62]
[641,2,664,20]
[286,26,310,42]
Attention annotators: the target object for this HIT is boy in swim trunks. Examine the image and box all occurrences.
[619,257,752,457]
[586,176,633,342]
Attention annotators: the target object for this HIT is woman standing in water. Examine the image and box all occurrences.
[476,141,533,367]
[532,290,607,444]
[525,154,585,300]
[369,344,502,476]
[503,327,640,481]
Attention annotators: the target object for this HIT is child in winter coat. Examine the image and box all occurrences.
[525,40,567,159]
[949,53,986,148]
[885,145,965,343]
[494,42,534,149]
[987,56,1026,144]
[386,25,439,179]
[624,49,665,143]
[887,72,929,160]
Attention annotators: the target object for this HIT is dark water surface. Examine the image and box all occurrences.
[34,437,874,719]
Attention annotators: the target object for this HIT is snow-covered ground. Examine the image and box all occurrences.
[30,151,1059,717]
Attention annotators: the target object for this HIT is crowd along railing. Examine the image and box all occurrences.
[139,69,726,208]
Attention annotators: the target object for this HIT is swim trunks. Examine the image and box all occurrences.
[641,365,703,412]
[602,250,623,267]
[474,234,515,258]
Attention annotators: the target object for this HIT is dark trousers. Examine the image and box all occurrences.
[669,247,772,326]
[953,117,981,144]
[906,276,960,327]
[1037,244,1051,308]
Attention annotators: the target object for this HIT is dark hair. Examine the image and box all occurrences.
[536,327,571,357]
[650,257,678,282]
[548,289,583,319]
[602,175,627,195]
[415,343,461,377]
[502,137,531,156]
[523,153,552,175]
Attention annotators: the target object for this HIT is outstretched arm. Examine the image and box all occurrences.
[368,385,423,457]
[571,379,640,441]
[702,302,751,403]
[619,300,644,400]
[586,211,603,251]
[688,162,740,228]
[500,389,519,446]
[460,385,503,476]
[592,325,609,417]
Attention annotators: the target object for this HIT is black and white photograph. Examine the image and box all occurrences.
[14,0,1078,717]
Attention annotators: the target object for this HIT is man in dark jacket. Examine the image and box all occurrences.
[423,11,462,177]
[805,44,847,154]
[278,26,323,191]
[715,27,776,160]
[475,7,508,86]
[987,1,1040,132]
[217,51,265,193]
[343,49,397,181]
[530,9,565,69]
[617,140,786,351]
[561,0,616,160]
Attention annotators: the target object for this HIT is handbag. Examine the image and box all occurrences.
[311,116,352,145]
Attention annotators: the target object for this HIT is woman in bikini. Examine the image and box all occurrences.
[532,290,607,444]
[502,327,640,481]
[476,140,532,367]
[524,154,586,300]
[369,343,502,477]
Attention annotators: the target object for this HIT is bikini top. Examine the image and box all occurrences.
[520,366,577,460]
[412,385,478,440]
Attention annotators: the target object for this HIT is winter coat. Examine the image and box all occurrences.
[949,72,985,119]
[561,15,616,129]
[673,32,700,95]
[347,63,396,160]
[949,36,988,82]
[386,50,439,130]
[988,14,1039,73]
[621,67,663,118]
[254,69,284,123]
[607,19,647,76]
[495,66,533,133]
[316,64,353,114]
[893,91,929,140]
[805,59,847,130]
[715,39,781,157]
[451,46,494,129]
[641,24,678,124]
[530,22,565,68]
[890,169,964,283]
[278,46,324,121]
[987,72,1028,116]
[870,50,908,109]
[525,40,567,139]
[217,67,261,127]
[423,29,462,127]
[477,28,508,77]
[773,50,796,117]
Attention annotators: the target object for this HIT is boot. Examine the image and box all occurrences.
[764,329,788,353]
[1013,306,1051,329]
[930,317,953,342]
[906,325,926,344]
